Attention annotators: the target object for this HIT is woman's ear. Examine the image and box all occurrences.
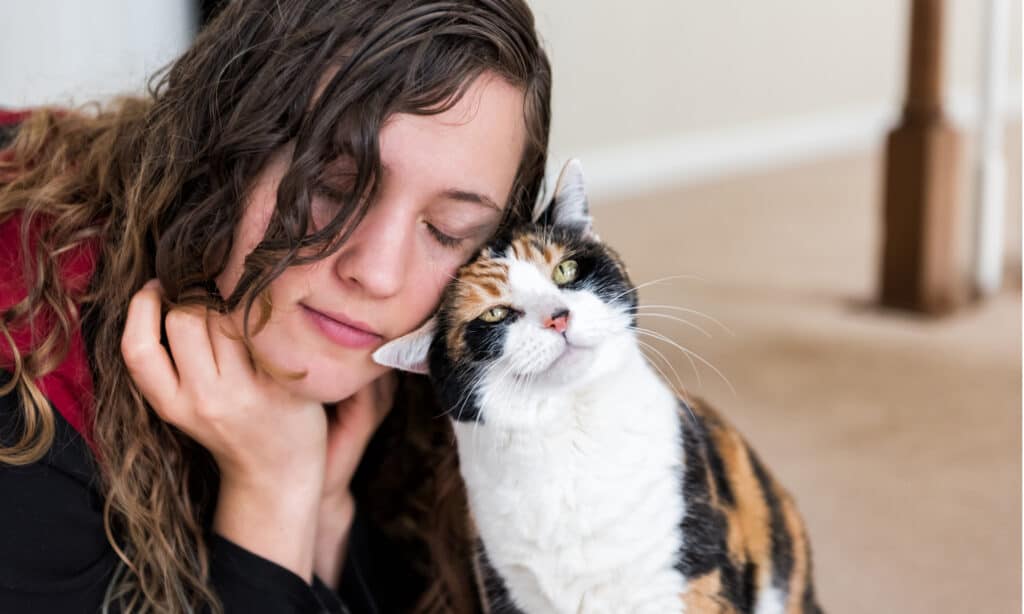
[372,318,436,375]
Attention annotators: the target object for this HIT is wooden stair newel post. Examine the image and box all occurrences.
[880,0,965,314]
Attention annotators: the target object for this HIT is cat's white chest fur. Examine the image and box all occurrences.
[453,355,689,614]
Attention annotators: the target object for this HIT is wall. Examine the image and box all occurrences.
[528,0,1022,200]
[0,1,196,107]
[1,1,1019,202]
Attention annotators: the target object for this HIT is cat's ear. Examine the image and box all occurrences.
[540,158,594,236]
[372,318,436,375]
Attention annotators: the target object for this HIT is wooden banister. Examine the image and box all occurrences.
[879,0,965,314]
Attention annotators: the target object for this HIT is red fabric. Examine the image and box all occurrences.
[0,110,99,447]
[0,214,100,447]
[0,109,33,126]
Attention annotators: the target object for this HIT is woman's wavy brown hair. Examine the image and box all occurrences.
[0,1,551,612]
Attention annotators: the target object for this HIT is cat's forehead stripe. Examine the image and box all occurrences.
[508,232,566,269]
[542,243,557,265]
[510,235,545,263]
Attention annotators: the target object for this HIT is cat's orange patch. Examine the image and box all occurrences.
[708,423,774,590]
[781,493,811,612]
[510,233,556,269]
[445,258,511,359]
[682,570,740,613]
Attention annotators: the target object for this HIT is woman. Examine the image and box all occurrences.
[0,1,551,612]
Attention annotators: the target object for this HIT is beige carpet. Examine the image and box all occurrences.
[592,130,1022,614]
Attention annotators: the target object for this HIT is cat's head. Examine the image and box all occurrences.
[373,159,638,424]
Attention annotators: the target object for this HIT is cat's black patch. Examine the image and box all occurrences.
[675,403,731,578]
[803,575,824,614]
[800,532,825,613]
[476,540,527,614]
[748,448,794,591]
[463,313,517,363]
[428,314,485,423]
[720,561,758,613]
[427,309,518,423]
[675,402,755,612]
[701,423,736,507]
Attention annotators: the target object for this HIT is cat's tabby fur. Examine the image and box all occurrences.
[375,160,823,613]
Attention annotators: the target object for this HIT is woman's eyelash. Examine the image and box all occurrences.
[427,223,465,248]
[314,184,351,204]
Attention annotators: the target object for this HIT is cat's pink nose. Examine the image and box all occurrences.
[544,309,570,333]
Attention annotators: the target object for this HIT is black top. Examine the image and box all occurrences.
[0,384,383,613]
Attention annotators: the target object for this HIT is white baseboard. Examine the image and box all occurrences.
[550,86,1021,204]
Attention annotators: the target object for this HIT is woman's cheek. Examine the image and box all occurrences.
[412,253,462,319]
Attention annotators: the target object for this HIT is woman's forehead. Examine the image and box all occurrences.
[376,74,526,208]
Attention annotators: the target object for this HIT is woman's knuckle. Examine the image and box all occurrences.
[120,336,148,365]
[193,396,223,421]
[163,309,188,332]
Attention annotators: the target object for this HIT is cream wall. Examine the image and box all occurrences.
[530,0,1022,196]
[533,2,907,151]
[0,1,196,107]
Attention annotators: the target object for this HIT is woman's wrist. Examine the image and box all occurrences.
[214,477,323,583]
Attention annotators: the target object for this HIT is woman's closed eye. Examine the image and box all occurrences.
[311,182,355,230]
[425,215,500,250]
[426,222,466,248]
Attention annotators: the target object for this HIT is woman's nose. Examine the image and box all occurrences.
[332,202,411,299]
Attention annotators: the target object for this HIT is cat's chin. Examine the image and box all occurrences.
[517,345,599,390]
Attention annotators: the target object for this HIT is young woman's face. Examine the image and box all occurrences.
[216,74,527,403]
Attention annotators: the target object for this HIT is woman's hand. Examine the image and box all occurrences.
[120,280,330,581]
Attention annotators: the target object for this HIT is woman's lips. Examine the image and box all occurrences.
[301,305,382,349]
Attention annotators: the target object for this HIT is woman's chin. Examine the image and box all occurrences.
[277,359,387,405]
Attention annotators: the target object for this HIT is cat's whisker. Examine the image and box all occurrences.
[454,363,491,436]
[632,312,712,338]
[478,361,512,456]
[605,273,707,303]
[636,342,699,424]
[630,304,735,337]
[631,327,736,396]
[631,327,703,388]
[635,338,691,404]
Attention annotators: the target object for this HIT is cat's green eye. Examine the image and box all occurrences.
[480,306,509,323]
[552,260,579,285]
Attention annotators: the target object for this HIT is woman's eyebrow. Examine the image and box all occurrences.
[441,188,502,212]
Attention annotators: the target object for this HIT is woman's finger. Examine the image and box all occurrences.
[120,280,181,416]
[207,310,255,380]
[164,305,218,393]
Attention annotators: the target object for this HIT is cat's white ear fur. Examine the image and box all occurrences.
[550,158,594,236]
[372,318,436,375]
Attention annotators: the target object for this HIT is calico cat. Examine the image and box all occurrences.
[374,160,823,614]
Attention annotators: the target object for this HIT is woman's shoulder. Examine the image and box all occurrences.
[0,379,116,601]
